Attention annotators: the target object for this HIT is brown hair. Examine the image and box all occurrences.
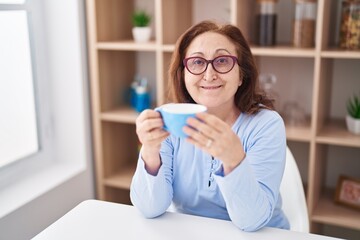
[168,20,274,114]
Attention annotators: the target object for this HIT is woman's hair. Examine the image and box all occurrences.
[168,20,274,114]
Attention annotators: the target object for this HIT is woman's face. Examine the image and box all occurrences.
[184,32,241,110]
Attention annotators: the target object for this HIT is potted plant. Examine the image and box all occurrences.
[346,93,360,135]
[132,10,151,43]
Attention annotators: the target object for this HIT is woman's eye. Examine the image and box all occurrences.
[215,57,228,64]
[193,58,205,65]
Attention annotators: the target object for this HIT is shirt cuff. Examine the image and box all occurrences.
[137,154,165,185]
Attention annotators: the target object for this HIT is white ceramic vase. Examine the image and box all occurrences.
[132,27,151,43]
[346,115,360,135]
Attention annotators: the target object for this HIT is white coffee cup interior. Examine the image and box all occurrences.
[162,103,207,114]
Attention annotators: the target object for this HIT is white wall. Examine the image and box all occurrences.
[0,172,94,239]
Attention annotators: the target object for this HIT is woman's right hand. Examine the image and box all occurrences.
[135,109,169,174]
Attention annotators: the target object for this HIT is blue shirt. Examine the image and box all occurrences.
[130,109,290,231]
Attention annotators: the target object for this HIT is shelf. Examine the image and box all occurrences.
[162,44,175,52]
[103,164,137,190]
[87,0,360,237]
[312,190,360,230]
[96,44,360,60]
[321,49,360,59]
[97,40,157,51]
[285,123,312,142]
[250,46,316,58]
[316,119,360,148]
[100,107,139,124]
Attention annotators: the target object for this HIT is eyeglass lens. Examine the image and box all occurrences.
[184,55,236,75]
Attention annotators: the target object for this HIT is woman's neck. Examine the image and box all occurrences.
[207,104,240,126]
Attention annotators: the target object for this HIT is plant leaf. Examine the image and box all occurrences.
[347,93,360,119]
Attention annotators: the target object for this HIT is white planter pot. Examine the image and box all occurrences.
[346,115,360,135]
[132,27,151,43]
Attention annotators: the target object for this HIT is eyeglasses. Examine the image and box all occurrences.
[183,55,239,75]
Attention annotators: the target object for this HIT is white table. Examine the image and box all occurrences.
[33,200,342,240]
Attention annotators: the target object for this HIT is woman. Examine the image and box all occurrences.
[130,20,289,231]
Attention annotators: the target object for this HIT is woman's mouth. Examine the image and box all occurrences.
[201,85,222,90]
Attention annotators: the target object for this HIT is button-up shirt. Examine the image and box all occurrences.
[130,109,290,231]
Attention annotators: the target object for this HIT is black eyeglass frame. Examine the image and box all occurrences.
[183,55,239,75]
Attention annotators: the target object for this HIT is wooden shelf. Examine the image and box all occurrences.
[162,44,175,52]
[162,44,317,57]
[316,120,360,148]
[100,107,138,124]
[97,40,157,51]
[86,0,360,237]
[285,123,312,142]
[103,164,136,189]
[312,190,360,230]
[321,49,360,59]
[250,45,316,58]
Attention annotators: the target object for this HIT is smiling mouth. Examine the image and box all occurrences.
[201,85,222,90]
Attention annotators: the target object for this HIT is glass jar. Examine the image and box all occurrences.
[256,0,278,46]
[339,0,360,50]
[259,73,281,111]
[292,0,317,48]
[282,101,306,126]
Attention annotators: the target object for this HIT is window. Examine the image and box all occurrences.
[0,0,89,217]
[0,2,39,168]
[0,0,25,3]
[0,0,53,187]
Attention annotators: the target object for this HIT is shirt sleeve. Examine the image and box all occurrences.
[213,111,286,231]
[130,137,174,218]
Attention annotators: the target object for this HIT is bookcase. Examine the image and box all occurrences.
[86,0,360,237]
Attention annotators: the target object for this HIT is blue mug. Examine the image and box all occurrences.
[156,103,207,138]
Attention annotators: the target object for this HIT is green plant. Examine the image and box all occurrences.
[132,10,151,27]
[347,93,360,119]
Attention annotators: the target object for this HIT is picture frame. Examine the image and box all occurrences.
[335,175,360,211]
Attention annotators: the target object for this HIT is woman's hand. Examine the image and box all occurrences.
[136,109,169,174]
[183,112,245,175]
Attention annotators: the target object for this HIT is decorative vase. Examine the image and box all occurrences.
[346,115,360,135]
[132,27,151,43]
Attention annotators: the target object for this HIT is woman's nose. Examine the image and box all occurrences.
[203,63,217,81]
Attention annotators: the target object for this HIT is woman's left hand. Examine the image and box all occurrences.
[183,112,246,175]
